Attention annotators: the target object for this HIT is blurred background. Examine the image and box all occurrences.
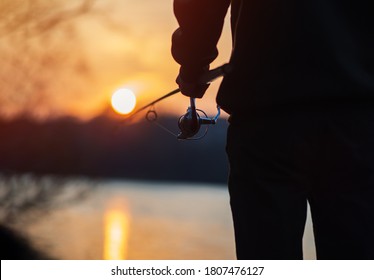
[0,0,315,260]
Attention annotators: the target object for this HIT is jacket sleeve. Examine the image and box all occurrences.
[172,0,231,82]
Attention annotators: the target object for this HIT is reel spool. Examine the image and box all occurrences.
[177,98,220,140]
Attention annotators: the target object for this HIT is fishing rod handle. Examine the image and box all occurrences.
[199,63,232,85]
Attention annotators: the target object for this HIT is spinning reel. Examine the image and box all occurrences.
[127,63,231,140]
[177,98,220,140]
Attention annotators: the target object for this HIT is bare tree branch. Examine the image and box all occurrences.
[0,0,96,38]
[0,173,93,225]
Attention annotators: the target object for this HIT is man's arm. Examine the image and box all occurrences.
[172,0,230,97]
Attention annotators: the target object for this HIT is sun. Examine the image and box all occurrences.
[111,88,137,115]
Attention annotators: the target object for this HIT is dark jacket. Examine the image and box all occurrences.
[172,0,374,114]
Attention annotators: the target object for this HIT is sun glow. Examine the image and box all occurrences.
[111,88,137,115]
[103,207,130,260]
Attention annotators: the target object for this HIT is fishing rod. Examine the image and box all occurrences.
[127,63,232,140]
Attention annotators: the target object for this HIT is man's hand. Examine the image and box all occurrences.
[176,65,210,98]
[176,75,209,98]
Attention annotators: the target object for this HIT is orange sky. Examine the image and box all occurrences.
[0,0,232,121]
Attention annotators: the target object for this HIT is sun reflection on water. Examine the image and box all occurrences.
[103,202,130,260]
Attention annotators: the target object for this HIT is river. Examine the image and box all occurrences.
[21,179,316,260]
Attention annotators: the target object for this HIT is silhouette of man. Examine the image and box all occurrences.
[172,0,374,260]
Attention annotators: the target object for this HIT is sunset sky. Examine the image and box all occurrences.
[0,0,232,121]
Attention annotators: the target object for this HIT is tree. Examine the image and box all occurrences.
[0,0,96,119]
[0,173,93,259]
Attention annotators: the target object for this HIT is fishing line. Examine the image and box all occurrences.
[145,107,179,138]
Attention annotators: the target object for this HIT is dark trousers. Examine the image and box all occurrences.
[226,107,374,260]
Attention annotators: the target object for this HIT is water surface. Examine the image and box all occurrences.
[25,180,315,259]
